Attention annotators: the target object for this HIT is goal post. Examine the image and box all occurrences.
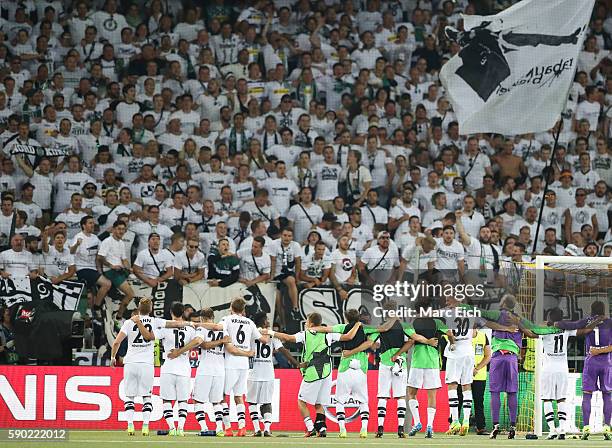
[532,255,611,437]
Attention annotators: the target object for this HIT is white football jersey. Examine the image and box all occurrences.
[221,314,262,370]
[158,325,197,376]
[250,337,283,381]
[120,316,166,364]
[541,330,577,373]
[443,307,483,359]
[194,328,226,377]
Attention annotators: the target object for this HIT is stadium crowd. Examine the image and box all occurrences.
[0,0,611,362]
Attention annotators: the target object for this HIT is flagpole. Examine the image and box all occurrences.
[531,118,563,254]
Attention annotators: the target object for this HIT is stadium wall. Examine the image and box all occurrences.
[0,366,450,432]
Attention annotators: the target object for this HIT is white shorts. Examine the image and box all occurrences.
[541,371,568,401]
[445,355,474,385]
[377,364,407,398]
[298,375,332,406]
[193,375,225,404]
[124,362,154,397]
[336,368,368,404]
[247,380,274,404]
[224,369,249,396]
[160,373,191,402]
[407,368,442,390]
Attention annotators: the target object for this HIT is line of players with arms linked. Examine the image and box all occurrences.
[110,290,611,440]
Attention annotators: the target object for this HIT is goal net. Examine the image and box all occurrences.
[510,256,612,436]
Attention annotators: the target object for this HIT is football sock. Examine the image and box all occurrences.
[409,399,420,426]
[397,398,406,428]
[304,416,314,432]
[236,403,246,429]
[360,403,369,431]
[195,402,208,431]
[448,389,459,422]
[315,413,326,432]
[558,401,567,432]
[213,404,224,432]
[163,401,175,430]
[603,392,611,427]
[142,397,152,425]
[249,403,261,432]
[124,397,135,425]
[462,390,473,425]
[222,402,231,429]
[543,401,555,432]
[583,393,592,427]
[377,398,387,426]
[264,412,272,432]
[336,403,346,432]
[177,401,187,430]
[427,407,436,428]
[507,392,517,426]
[261,403,272,432]
[491,392,501,423]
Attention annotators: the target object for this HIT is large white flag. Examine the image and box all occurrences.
[440,0,594,135]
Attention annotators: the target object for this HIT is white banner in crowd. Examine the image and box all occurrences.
[440,0,594,135]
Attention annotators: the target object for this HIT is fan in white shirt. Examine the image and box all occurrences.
[173,237,207,285]
[287,187,324,244]
[169,94,200,135]
[329,235,358,299]
[236,237,272,286]
[133,233,174,288]
[434,226,465,280]
[358,231,400,286]
[360,190,388,228]
[459,196,486,239]
[41,228,76,283]
[315,146,342,203]
[0,234,38,279]
[388,188,421,236]
[266,128,303,166]
[259,161,299,217]
[91,1,130,45]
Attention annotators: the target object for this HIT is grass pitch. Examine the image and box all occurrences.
[10,430,610,448]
